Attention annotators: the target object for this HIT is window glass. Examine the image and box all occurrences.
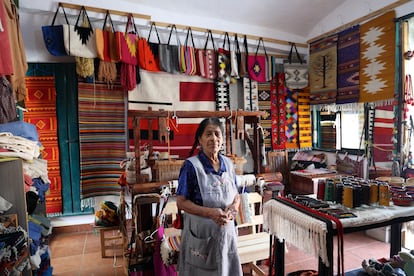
[312,103,364,151]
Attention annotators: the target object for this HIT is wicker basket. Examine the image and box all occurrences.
[153,159,184,182]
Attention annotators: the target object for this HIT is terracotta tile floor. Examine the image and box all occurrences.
[49,222,397,275]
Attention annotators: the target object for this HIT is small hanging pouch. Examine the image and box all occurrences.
[96,10,119,62]
[117,14,139,66]
[196,30,217,80]
[247,37,268,82]
[179,27,197,75]
[284,42,309,89]
[217,32,232,84]
[41,3,69,56]
[230,33,241,79]
[63,6,97,58]
[144,22,161,72]
[158,24,181,74]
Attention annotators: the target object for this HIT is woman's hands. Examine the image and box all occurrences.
[225,206,238,220]
[176,195,239,227]
[209,207,231,226]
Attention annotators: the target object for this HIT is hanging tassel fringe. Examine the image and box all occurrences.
[98,60,117,88]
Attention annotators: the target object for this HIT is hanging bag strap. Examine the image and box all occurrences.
[147,22,161,43]
[222,31,231,51]
[51,3,69,26]
[125,14,138,35]
[243,34,249,74]
[167,24,180,46]
[75,6,93,29]
[288,42,303,64]
[233,33,241,54]
[184,27,195,48]
[204,30,216,51]
[254,37,268,59]
[102,10,115,32]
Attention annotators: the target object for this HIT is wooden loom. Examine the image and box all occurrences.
[128,109,265,188]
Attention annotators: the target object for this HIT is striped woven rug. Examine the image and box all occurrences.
[78,81,126,199]
[298,88,312,149]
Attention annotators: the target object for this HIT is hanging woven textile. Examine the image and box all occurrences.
[243,77,259,111]
[336,25,360,105]
[285,88,299,150]
[359,10,396,105]
[298,88,312,150]
[309,35,338,106]
[373,104,395,163]
[258,81,272,151]
[215,81,229,111]
[271,73,287,150]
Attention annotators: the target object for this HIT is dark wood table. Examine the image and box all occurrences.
[264,198,414,276]
[289,169,338,195]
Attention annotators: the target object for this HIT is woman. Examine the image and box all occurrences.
[176,117,242,276]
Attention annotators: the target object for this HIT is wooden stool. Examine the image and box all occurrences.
[95,226,123,258]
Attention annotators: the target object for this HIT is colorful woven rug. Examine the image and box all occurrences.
[373,104,395,163]
[359,10,396,104]
[337,25,360,104]
[24,76,62,216]
[271,73,286,150]
[309,35,338,105]
[285,88,299,150]
[298,88,312,149]
[78,81,126,199]
[258,82,272,151]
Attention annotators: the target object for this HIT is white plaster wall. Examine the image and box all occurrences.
[19,0,304,63]
[19,0,414,63]
[307,0,414,39]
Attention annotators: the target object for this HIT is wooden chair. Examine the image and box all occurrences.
[267,150,289,185]
[237,192,269,276]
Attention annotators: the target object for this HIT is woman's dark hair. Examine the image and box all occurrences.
[188,117,224,157]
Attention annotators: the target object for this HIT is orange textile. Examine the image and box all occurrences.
[24,76,62,216]
[359,10,396,104]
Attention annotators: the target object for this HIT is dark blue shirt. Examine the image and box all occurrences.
[176,152,238,206]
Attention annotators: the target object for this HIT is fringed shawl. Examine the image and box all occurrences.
[263,199,330,266]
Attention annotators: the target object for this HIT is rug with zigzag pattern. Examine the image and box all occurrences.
[359,10,396,104]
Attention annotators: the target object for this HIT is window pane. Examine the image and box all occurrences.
[341,104,364,149]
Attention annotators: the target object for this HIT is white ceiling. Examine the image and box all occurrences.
[124,0,344,38]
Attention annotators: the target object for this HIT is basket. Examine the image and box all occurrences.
[153,159,184,182]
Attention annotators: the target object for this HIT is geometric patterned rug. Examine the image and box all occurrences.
[337,25,360,105]
[78,81,126,199]
[285,88,299,150]
[298,88,312,150]
[24,76,62,216]
[271,73,286,150]
[359,10,396,104]
[258,81,272,151]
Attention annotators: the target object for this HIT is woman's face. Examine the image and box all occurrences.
[198,124,223,157]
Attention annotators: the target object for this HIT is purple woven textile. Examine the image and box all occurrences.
[337,26,360,104]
